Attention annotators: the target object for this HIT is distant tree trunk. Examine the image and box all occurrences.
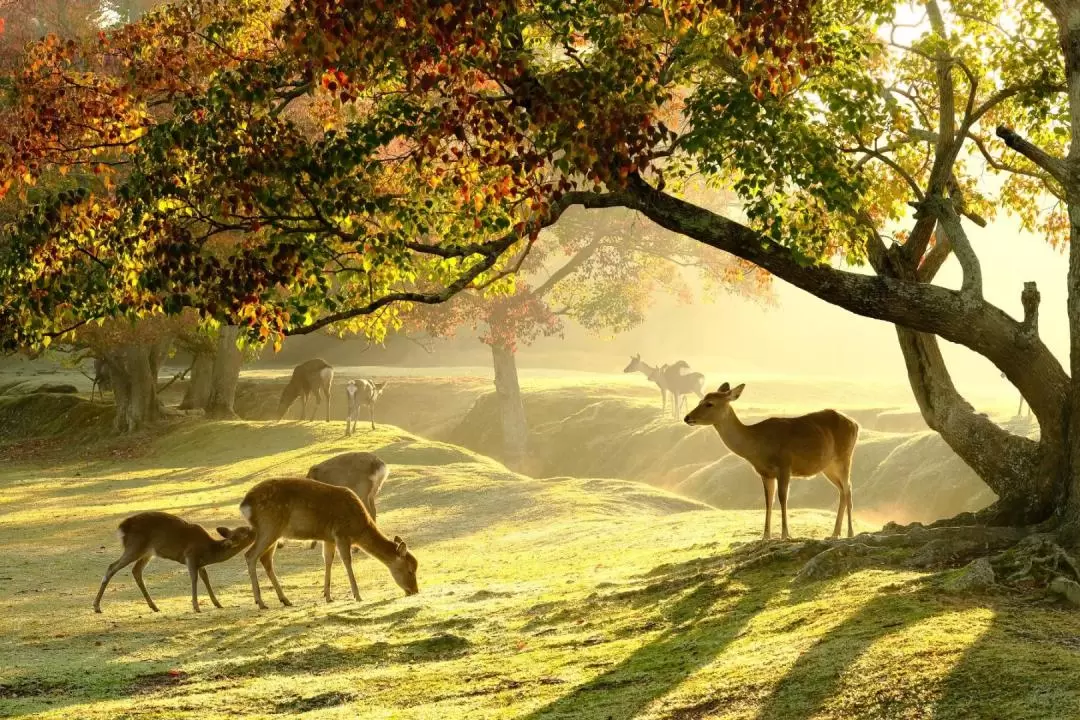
[105,342,164,433]
[491,342,529,471]
[179,352,213,410]
[205,325,241,418]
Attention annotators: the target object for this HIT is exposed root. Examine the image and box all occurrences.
[720,523,1080,602]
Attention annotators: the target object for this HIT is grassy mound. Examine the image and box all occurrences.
[2,419,1080,717]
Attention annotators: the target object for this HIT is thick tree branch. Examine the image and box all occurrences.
[532,237,604,299]
[996,126,1069,186]
[917,194,982,297]
[607,174,1068,427]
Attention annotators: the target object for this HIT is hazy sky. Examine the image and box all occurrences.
[526,209,1066,411]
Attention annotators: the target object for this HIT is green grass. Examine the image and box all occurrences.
[3,418,1080,719]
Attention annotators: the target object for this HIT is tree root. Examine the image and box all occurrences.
[722,524,1080,602]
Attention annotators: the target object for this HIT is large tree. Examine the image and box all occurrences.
[6,0,1080,538]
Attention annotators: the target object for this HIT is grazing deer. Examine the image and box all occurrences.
[344,379,388,434]
[239,477,418,608]
[93,512,255,614]
[684,382,859,540]
[276,359,334,422]
[82,357,111,403]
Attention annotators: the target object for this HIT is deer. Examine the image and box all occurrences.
[684,382,859,541]
[624,354,671,414]
[624,355,706,419]
[239,477,418,608]
[662,360,706,419]
[276,359,334,422]
[93,512,256,614]
[344,379,388,434]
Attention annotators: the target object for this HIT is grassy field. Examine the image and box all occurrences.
[2,414,1080,719]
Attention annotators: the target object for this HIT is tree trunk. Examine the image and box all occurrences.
[205,325,242,418]
[491,342,529,471]
[105,342,163,433]
[179,352,213,410]
[895,327,1061,524]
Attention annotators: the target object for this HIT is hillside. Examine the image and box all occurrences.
[2,413,1080,719]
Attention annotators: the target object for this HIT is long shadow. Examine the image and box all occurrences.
[520,555,800,720]
[931,599,1080,719]
[754,584,947,720]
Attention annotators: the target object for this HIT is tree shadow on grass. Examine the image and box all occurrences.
[520,551,804,720]
[930,599,1080,719]
[752,584,948,720]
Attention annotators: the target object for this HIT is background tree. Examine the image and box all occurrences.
[414,203,769,469]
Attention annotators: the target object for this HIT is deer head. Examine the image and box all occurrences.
[372,381,388,400]
[387,535,419,595]
[623,354,642,373]
[684,382,745,425]
[275,384,300,421]
[215,525,257,551]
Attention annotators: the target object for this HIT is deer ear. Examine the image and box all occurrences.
[730,383,745,400]
[393,535,408,556]
[376,382,387,390]
[718,382,730,393]
[216,527,232,539]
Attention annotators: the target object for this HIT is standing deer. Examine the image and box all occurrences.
[662,360,706,419]
[624,354,670,413]
[684,382,859,540]
[240,477,418,608]
[344,379,388,434]
[624,355,706,419]
[93,512,255,614]
[276,359,334,422]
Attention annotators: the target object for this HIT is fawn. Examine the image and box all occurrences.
[93,512,255,613]
[239,477,418,609]
[685,382,859,540]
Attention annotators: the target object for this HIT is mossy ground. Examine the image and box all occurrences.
[1,403,1079,718]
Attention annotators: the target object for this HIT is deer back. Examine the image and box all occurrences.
[240,477,374,542]
[747,410,858,475]
[308,452,388,498]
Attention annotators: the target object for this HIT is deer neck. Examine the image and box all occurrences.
[355,527,400,566]
[712,407,759,461]
[203,539,247,565]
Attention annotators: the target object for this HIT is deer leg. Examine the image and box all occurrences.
[370,404,375,431]
[777,467,792,540]
[336,536,362,602]
[761,475,776,540]
[825,465,854,539]
[131,556,158,612]
[93,547,144,613]
[322,541,336,602]
[245,534,278,610]
[660,387,666,413]
[186,557,202,613]
[199,568,223,609]
[259,544,292,607]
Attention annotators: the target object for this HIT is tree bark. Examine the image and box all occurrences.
[894,327,1059,523]
[179,351,213,410]
[105,342,163,433]
[491,342,529,471]
[205,325,242,418]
